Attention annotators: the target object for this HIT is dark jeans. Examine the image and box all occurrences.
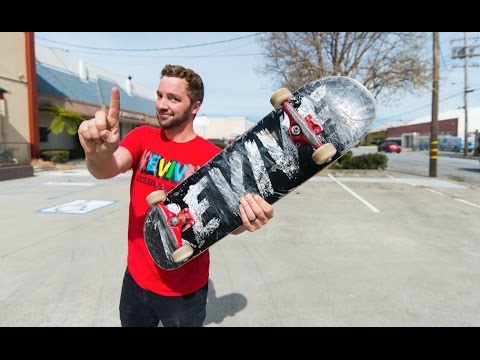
[119,269,208,327]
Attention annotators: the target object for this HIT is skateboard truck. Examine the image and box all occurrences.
[146,190,195,264]
[270,88,337,165]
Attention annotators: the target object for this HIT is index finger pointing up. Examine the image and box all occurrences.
[107,87,120,130]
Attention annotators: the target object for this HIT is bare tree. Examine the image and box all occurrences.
[258,32,430,103]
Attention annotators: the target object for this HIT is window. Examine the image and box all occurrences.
[39,127,49,143]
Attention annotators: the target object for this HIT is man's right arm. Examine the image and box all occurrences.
[78,88,132,179]
[85,146,132,179]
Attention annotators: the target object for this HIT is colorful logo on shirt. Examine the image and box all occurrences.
[138,149,199,184]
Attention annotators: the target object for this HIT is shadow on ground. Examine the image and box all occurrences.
[204,280,247,326]
[457,167,480,173]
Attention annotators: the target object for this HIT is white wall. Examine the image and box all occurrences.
[38,112,78,150]
[193,116,255,141]
[0,32,31,163]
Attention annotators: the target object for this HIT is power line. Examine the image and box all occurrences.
[41,45,263,59]
[71,53,264,65]
[376,90,475,124]
[35,33,263,52]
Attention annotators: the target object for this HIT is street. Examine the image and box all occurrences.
[353,147,480,185]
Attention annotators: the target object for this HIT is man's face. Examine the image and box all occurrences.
[155,76,199,129]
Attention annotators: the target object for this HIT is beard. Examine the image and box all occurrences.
[156,106,191,129]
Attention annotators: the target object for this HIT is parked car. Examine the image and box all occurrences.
[378,141,402,153]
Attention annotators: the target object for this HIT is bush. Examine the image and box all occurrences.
[336,150,353,165]
[41,150,70,163]
[68,148,85,159]
[330,152,388,170]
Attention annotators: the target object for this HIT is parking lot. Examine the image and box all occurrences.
[1,166,479,326]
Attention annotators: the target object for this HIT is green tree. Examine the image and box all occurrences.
[258,32,430,103]
[41,104,85,136]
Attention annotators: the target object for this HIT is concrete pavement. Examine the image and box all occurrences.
[1,164,479,326]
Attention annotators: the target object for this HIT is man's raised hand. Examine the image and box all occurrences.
[78,87,121,158]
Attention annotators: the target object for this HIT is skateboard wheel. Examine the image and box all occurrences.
[270,88,292,109]
[312,143,337,165]
[146,190,167,206]
[172,245,194,263]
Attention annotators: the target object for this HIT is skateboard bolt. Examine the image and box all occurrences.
[170,217,179,226]
[291,125,301,136]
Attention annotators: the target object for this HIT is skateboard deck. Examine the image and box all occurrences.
[144,76,376,270]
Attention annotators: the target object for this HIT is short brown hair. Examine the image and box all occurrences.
[161,64,204,104]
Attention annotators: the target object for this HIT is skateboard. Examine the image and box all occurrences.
[144,76,376,270]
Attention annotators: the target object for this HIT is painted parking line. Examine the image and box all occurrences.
[43,182,94,186]
[386,175,466,189]
[36,169,132,178]
[389,176,418,187]
[424,188,445,196]
[387,174,480,210]
[309,176,466,188]
[424,188,480,209]
[454,198,480,209]
[327,174,380,213]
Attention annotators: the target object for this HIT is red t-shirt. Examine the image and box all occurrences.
[120,126,221,296]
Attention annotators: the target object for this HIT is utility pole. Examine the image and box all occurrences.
[463,32,469,158]
[430,32,439,177]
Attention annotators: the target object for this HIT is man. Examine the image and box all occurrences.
[78,65,273,327]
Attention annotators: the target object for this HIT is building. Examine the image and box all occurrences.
[0,33,258,181]
[363,129,387,146]
[386,118,459,149]
[0,32,37,180]
[35,43,158,152]
[409,107,480,139]
[193,115,255,146]
[373,107,480,151]
[36,45,256,150]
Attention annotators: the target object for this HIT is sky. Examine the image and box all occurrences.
[35,32,480,129]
